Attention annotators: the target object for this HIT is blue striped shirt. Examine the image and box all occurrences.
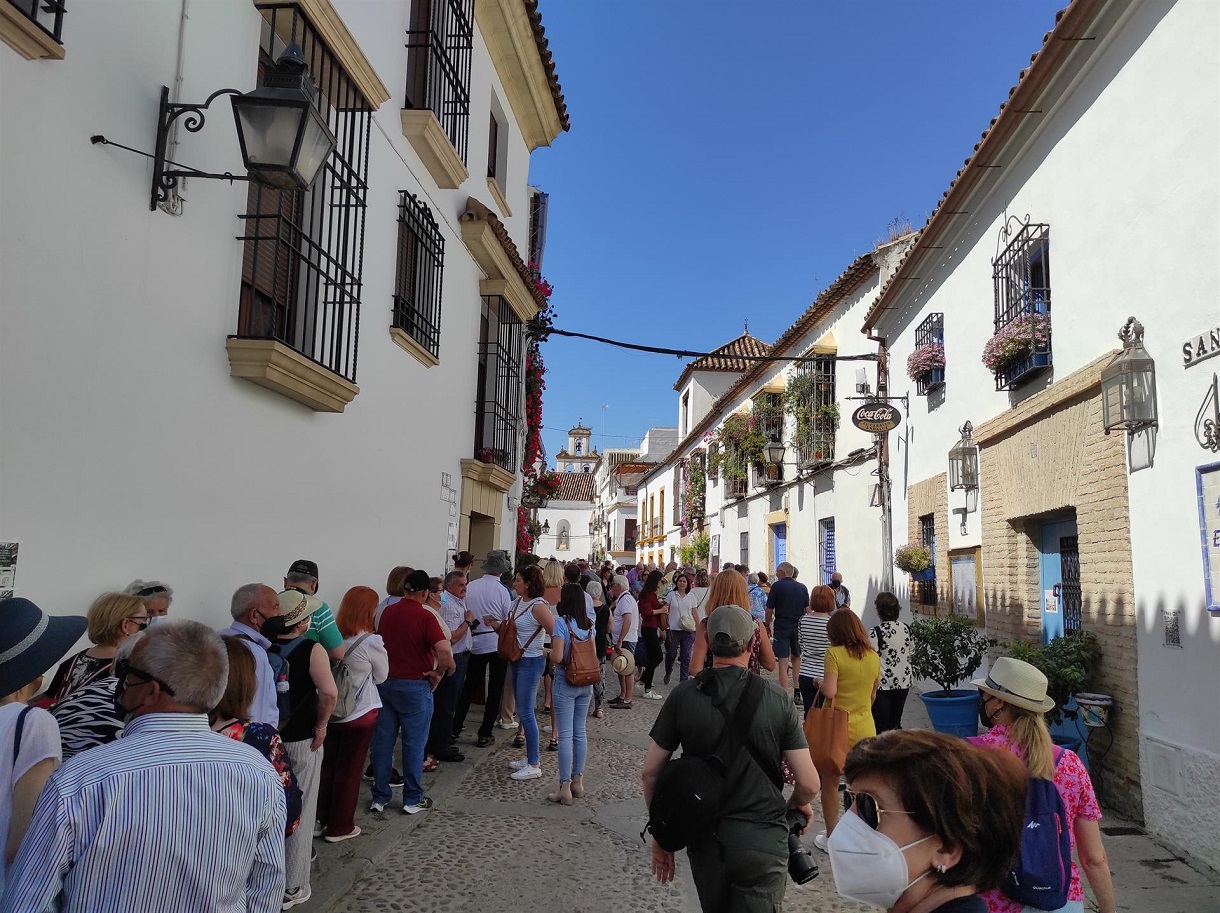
[1,713,285,913]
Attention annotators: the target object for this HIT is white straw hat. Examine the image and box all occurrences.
[972,656,1056,714]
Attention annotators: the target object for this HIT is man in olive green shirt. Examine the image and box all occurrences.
[642,605,820,912]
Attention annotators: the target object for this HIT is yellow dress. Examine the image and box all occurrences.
[824,645,882,746]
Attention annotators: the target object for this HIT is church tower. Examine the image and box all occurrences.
[555,421,599,474]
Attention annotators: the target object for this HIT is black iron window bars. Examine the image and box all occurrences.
[992,221,1052,391]
[918,514,937,606]
[235,4,372,386]
[393,190,445,359]
[405,0,474,162]
[914,312,946,396]
[474,296,524,474]
[790,354,836,467]
[7,0,65,44]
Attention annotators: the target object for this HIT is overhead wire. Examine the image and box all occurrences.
[537,326,881,364]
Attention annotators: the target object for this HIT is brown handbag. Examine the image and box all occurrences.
[498,598,542,662]
[563,624,601,686]
[804,692,850,776]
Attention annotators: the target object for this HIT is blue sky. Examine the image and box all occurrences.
[528,0,1065,464]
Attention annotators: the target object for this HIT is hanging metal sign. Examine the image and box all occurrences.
[851,402,903,433]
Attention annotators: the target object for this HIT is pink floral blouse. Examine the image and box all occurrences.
[972,724,1101,911]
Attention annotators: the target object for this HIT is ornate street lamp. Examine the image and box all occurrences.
[948,422,979,493]
[765,440,786,466]
[1100,317,1158,435]
[542,520,551,535]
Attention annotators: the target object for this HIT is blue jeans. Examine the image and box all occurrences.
[370,678,432,806]
[552,674,592,782]
[512,655,546,765]
[665,630,695,682]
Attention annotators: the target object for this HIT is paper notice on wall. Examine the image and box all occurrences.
[1043,588,1058,614]
[0,542,18,598]
[446,522,458,550]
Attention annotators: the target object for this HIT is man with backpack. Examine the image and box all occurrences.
[219,583,283,726]
[642,604,820,912]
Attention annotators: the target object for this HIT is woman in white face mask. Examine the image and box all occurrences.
[828,730,1027,913]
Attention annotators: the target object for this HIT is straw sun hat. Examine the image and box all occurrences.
[972,656,1056,714]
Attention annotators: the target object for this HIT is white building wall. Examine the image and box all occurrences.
[874,0,1220,862]
[534,501,594,561]
[0,1,547,629]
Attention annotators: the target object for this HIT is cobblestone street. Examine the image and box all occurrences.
[308,669,871,913]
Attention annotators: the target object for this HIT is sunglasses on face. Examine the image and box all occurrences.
[845,789,915,831]
[114,659,176,696]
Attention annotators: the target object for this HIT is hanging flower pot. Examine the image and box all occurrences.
[1074,692,1114,728]
[894,543,933,574]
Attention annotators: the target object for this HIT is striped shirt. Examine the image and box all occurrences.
[798,614,831,679]
[1,713,285,913]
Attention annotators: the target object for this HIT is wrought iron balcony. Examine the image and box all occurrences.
[7,0,64,44]
[725,478,748,500]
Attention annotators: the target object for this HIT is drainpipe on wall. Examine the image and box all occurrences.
[867,327,894,593]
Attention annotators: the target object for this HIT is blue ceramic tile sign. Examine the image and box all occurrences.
[1195,461,1220,616]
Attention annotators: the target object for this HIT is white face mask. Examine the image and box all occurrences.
[827,808,934,908]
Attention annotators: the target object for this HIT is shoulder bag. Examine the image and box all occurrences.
[804,690,850,777]
[498,598,543,663]
[563,620,601,686]
[329,632,373,721]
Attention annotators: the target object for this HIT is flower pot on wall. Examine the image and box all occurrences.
[918,690,980,737]
[911,567,936,582]
[1074,692,1113,729]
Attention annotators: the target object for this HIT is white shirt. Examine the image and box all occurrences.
[465,575,512,656]
[334,633,388,724]
[441,593,471,653]
[611,592,639,643]
[0,704,60,896]
[513,598,549,658]
[666,590,699,631]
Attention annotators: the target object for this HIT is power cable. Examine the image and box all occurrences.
[537,326,881,365]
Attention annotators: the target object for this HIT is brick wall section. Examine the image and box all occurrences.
[976,358,1141,822]
[907,473,950,614]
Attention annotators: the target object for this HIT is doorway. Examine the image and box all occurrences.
[771,523,787,570]
[1038,516,1079,643]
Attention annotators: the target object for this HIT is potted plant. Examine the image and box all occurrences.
[1001,632,1102,727]
[907,343,946,391]
[909,614,990,736]
[814,403,840,430]
[894,543,934,580]
[981,312,1051,380]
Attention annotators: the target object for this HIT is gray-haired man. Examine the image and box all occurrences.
[220,583,282,726]
[608,574,638,708]
[3,621,286,913]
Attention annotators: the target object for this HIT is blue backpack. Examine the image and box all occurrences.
[1002,747,1072,910]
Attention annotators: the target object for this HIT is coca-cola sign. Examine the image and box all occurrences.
[851,402,902,433]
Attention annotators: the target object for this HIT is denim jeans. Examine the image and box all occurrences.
[428,651,468,754]
[370,678,433,806]
[664,630,695,682]
[511,655,546,765]
[552,674,592,782]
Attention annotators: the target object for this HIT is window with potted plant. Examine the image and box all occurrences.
[909,313,945,395]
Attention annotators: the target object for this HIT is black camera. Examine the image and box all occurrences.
[785,810,819,885]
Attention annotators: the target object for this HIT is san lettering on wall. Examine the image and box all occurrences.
[1181,327,1220,368]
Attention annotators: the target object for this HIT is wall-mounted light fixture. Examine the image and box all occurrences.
[948,421,979,493]
[1101,316,1158,435]
[765,440,786,466]
[91,45,335,212]
[542,520,551,535]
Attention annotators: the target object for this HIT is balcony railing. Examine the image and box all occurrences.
[405,0,474,161]
[623,538,636,552]
[6,0,65,44]
[726,478,748,500]
[991,221,1052,391]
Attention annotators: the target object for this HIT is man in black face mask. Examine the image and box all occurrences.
[829,573,852,611]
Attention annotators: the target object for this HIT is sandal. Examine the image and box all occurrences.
[422,756,440,773]
[593,707,605,719]
[512,734,524,749]
[546,739,559,752]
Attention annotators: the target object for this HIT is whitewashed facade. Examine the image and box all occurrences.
[865,0,1219,863]
[0,0,568,627]
[592,448,639,564]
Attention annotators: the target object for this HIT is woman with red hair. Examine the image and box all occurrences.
[689,571,776,675]
[315,585,388,842]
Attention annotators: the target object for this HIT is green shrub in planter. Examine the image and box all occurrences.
[1001,632,1101,725]
[910,614,990,695]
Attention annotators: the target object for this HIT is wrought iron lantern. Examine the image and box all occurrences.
[948,422,979,492]
[542,520,551,535]
[765,440,786,466]
[1100,317,1158,435]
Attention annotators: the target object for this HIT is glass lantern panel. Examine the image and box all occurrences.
[295,110,336,187]
[236,102,306,168]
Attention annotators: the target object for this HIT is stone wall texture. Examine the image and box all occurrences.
[907,472,951,613]
[976,365,1142,822]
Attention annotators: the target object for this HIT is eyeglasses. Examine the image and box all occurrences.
[114,659,176,696]
[845,790,916,831]
[127,615,151,631]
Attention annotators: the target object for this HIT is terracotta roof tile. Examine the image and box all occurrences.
[524,0,570,133]
[460,197,550,312]
[554,472,595,502]
[861,0,1105,331]
[673,333,771,391]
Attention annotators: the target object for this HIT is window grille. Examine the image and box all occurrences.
[914,313,945,396]
[1060,535,1081,635]
[820,519,836,584]
[753,391,784,442]
[991,222,1052,390]
[405,0,474,162]
[791,355,836,466]
[739,532,749,570]
[6,0,64,43]
[236,5,372,385]
[393,191,445,359]
[726,477,747,500]
[919,514,938,606]
[474,296,524,473]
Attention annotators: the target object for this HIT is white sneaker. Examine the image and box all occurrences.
[312,821,324,838]
[642,690,663,700]
[813,832,828,852]
[498,718,519,730]
[369,802,385,813]
[507,757,530,770]
[509,764,542,781]
[282,885,312,909]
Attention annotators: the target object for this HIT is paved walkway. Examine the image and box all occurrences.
[304,673,1220,913]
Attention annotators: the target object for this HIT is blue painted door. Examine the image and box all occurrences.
[773,523,787,567]
[1038,518,1078,644]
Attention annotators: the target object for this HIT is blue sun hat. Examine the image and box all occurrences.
[0,597,87,696]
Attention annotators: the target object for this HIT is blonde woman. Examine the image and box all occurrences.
[689,571,776,675]
[44,593,150,701]
[972,658,1117,913]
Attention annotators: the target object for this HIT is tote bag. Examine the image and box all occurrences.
[803,692,850,776]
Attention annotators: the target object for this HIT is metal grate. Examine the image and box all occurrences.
[739,532,749,569]
[726,477,747,500]
[528,189,549,278]
[821,518,836,584]
[1059,534,1082,634]
[919,514,937,605]
[393,190,445,359]
[791,355,836,466]
[474,296,524,473]
[914,312,945,395]
[405,0,474,163]
[992,222,1052,391]
[236,5,372,385]
[6,0,64,43]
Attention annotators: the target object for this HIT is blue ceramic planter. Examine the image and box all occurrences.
[911,567,936,582]
[996,349,1052,390]
[919,689,981,737]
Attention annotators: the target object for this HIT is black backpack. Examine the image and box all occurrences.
[643,672,777,852]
